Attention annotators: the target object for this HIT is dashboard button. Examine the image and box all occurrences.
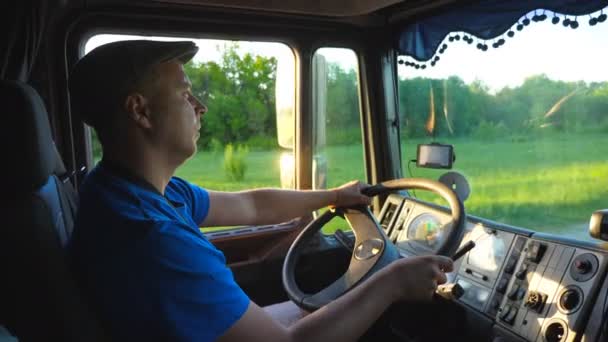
[499,305,512,321]
[497,277,509,294]
[500,306,518,325]
[504,307,518,325]
[516,287,526,300]
[574,260,591,274]
[515,263,529,280]
[504,256,517,274]
[507,284,521,300]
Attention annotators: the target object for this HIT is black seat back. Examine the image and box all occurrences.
[0,80,106,341]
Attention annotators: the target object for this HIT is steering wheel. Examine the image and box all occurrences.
[282,178,466,311]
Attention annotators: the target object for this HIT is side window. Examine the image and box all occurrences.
[312,48,365,233]
[83,35,296,192]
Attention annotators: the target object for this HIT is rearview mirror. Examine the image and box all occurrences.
[589,209,608,241]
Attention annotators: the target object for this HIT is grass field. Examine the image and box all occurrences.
[174,133,607,238]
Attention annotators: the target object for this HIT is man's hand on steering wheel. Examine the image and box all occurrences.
[330,180,372,208]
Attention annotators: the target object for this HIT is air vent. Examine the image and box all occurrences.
[380,203,397,232]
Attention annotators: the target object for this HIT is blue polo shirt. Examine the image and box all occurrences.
[68,161,250,341]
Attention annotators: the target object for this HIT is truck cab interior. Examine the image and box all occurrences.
[2,0,608,341]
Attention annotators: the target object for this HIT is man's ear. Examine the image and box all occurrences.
[124,93,153,129]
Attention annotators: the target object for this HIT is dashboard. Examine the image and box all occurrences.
[377,194,608,342]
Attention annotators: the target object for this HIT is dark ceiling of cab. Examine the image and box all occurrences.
[79,0,457,24]
[154,0,402,16]
[143,0,451,17]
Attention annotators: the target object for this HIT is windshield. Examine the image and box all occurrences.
[397,11,608,241]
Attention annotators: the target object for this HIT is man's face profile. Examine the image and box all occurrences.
[128,60,207,164]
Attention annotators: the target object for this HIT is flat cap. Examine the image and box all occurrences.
[69,40,198,128]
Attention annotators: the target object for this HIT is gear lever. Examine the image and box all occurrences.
[436,241,476,300]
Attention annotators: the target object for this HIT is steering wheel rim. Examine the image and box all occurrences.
[282,178,466,311]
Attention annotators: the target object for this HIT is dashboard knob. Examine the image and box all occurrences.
[574,260,591,274]
[558,286,583,314]
[560,290,580,311]
[524,291,547,313]
[569,253,599,282]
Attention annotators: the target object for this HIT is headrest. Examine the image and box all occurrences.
[0,80,64,193]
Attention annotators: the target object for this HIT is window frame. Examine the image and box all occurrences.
[64,11,388,189]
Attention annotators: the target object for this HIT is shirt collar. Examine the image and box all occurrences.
[99,159,163,197]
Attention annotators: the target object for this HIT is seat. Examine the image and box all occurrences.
[0,80,106,341]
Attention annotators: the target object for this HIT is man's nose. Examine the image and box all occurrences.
[190,95,207,116]
[196,102,208,116]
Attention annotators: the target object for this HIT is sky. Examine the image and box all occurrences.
[85,9,608,93]
[398,11,608,92]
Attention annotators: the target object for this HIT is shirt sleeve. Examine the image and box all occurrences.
[168,177,210,225]
[149,221,250,341]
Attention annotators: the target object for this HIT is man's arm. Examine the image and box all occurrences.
[218,255,454,342]
[201,181,369,227]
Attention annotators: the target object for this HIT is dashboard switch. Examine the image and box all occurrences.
[504,256,517,274]
[505,307,518,325]
[500,306,518,325]
[516,287,526,300]
[507,284,521,301]
[515,263,529,280]
[497,277,509,294]
[526,241,546,263]
[487,294,503,317]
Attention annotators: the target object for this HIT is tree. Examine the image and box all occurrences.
[398,74,608,139]
[184,44,277,149]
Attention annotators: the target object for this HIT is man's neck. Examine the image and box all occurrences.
[103,146,177,195]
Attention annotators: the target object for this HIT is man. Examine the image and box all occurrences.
[68,40,453,342]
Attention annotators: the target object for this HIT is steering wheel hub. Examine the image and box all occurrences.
[354,238,384,260]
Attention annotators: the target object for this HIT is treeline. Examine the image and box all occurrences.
[185,46,278,150]
[400,75,608,140]
[184,47,608,151]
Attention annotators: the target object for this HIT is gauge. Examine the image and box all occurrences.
[407,213,445,248]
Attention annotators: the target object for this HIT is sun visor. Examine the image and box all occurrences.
[397,0,608,67]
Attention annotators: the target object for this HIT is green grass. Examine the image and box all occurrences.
[401,133,608,236]
[174,133,607,238]
[175,144,367,190]
[175,149,281,190]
